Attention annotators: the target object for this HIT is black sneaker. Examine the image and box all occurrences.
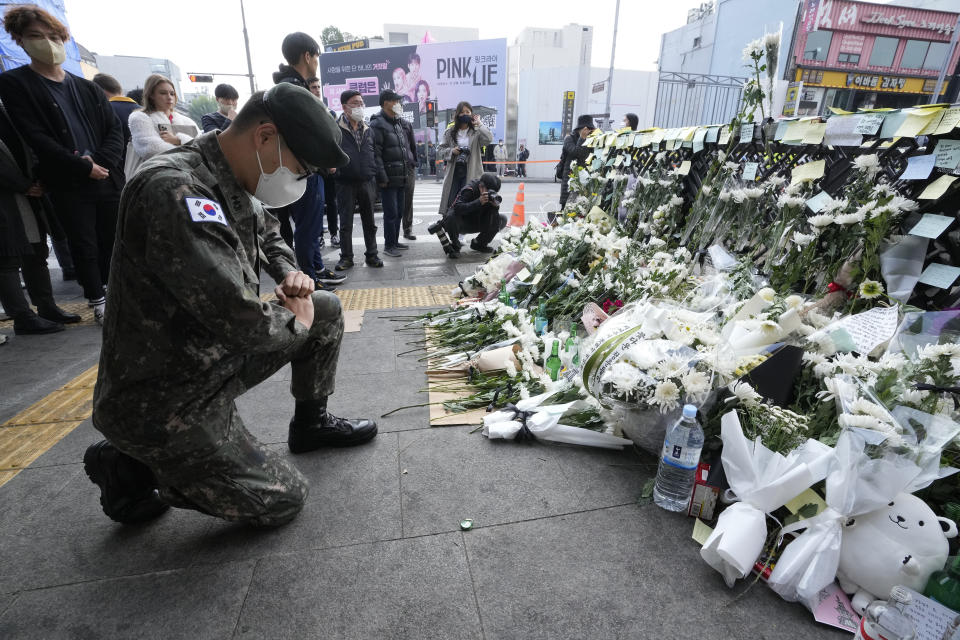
[13,314,64,335]
[383,247,402,257]
[447,250,461,259]
[395,242,410,250]
[365,257,384,268]
[470,240,495,254]
[316,268,347,284]
[37,305,81,324]
[403,232,417,241]
[83,440,170,524]
[288,412,378,453]
[313,280,337,293]
[331,234,341,248]
[335,258,354,271]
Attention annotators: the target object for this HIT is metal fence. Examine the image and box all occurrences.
[653,72,746,129]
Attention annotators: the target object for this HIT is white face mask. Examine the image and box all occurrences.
[254,137,307,208]
[391,103,403,116]
[22,37,66,65]
[349,106,365,122]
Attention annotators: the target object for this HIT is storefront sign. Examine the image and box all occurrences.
[838,34,864,54]
[795,68,947,94]
[324,38,370,53]
[804,0,820,33]
[861,10,956,35]
[561,91,576,137]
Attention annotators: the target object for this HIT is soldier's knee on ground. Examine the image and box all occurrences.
[311,290,341,324]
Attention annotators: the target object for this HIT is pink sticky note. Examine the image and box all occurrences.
[809,582,861,632]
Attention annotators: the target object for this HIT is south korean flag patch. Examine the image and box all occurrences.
[185,197,228,226]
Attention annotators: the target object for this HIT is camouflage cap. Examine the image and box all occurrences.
[263,83,349,171]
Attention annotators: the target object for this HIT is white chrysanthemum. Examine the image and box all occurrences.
[793,231,815,247]
[669,195,684,207]
[682,369,711,396]
[803,352,828,366]
[858,280,884,299]
[839,413,896,433]
[653,380,681,412]
[657,357,689,380]
[808,214,834,228]
[504,359,517,378]
[853,154,881,175]
[822,198,849,214]
[718,190,732,202]
[834,211,866,225]
[918,343,960,360]
[899,387,929,405]
[601,362,643,394]
[850,398,894,423]
[871,184,895,198]
[728,381,761,407]
[877,352,907,370]
[743,187,764,200]
[888,195,918,214]
[502,320,521,337]
[763,32,781,48]
[778,194,806,208]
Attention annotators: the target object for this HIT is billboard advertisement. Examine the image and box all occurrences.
[539,122,563,145]
[319,38,507,141]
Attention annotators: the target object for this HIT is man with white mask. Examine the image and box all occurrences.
[85,83,378,528]
[334,90,382,270]
[201,83,239,133]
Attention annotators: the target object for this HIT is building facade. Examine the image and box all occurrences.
[786,0,960,114]
[382,24,479,46]
[93,54,182,99]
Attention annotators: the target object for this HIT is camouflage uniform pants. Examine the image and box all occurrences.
[98,291,343,527]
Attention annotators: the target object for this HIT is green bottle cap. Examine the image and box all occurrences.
[459,519,474,531]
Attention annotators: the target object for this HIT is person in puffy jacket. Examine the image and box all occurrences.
[370,90,411,257]
[428,172,505,259]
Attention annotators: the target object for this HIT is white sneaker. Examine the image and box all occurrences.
[93,302,105,326]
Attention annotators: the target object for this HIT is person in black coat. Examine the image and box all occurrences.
[370,90,411,257]
[0,103,80,335]
[428,173,505,259]
[517,144,530,178]
[0,6,125,324]
[334,90,382,270]
[558,114,596,209]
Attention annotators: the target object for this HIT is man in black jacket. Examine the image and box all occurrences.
[0,6,124,325]
[370,90,411,258]
[558,114,595,209]
[334,90,382,270]
[200,83,238,133]
[428,173,505,259]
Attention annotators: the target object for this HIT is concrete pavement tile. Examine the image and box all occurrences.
[0,594,14,619]
[337,334,397,376]
[28,420,98,468]
[398,427,583,537]
[234,379,294,445]
[234,533,482,640]
[550,443,658,510]
[0,473,210,593]
[0,464,80,536]
[396,333,429,372]
[191,433,401,563]
[0,560,255,640]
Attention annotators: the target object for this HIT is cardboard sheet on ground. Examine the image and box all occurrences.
[343,310,364,333]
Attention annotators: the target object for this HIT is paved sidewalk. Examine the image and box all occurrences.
[0,182,844,639]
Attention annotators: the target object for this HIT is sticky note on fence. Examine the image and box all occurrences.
[677,160,691,176]
[918,263,960,289]
[791,159,825,185]
[908,214,954,239]
[854,113,885,135]
[934,108,960,135]
[918,174,958,200]
[933,139,960,171]
[900,154,935,181]
[802,122,826,144]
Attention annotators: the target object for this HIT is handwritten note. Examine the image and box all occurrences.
[902,588,959,640]
[809,583,860,633]
[894,110,940,138]
[934,139,960,171]
[900,154,936,181]
[919,174,958,200]
[824,115,862,147]
[791,159,825,185]
[718,127,731,145]
[854,113,885,135]
[741,162,758,181]
[705,126,720,144]
[934,108,960,135]
[806,190,834,213]
[918,263,960,289]
[739,122,754,144]
[692,127,707,153]
[832,305,900,354]
[515,268,531,282]
[802,122,827,145]
[908,213,954,239]
[773,119,792,141]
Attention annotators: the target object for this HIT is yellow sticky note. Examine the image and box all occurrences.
[935,108,960,135]
[802,122,826,144]
[919,111,945,136]
[682,126,697,142]
[637,132,652,147]
[829,106,854,115]
[692,519,713,546]
[791,159,825,185]
[785,488,828,516]
[677,160,691,175]
[783,120,807,141]
[895,111,939,138]
[649,129,665,146]
[919,174,958,200]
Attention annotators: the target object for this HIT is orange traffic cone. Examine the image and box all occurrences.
[510,183,525,226]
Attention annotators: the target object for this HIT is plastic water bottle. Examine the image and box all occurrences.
[855,587,915,640]
[653,404,703,512]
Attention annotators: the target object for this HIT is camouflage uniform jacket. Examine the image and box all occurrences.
[94,131,308,430]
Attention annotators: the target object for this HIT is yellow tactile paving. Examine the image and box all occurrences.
[0,301,96,327]
[0,285,455,488]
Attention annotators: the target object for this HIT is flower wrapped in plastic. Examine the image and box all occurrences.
[700,410,833,587]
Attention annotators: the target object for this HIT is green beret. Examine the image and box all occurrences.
[263,83,349,171]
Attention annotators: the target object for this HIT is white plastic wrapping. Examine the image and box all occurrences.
[700,411,834,587]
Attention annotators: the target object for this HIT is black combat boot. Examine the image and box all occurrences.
[288,400,378,453]
[83,440,170,524]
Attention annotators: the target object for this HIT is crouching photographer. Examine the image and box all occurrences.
[428,173,506,259]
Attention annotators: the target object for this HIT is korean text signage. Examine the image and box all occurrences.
[561,91,576,137]
[795,69,947,94]
[319,38,507,141]
[804,0,820,33]
[809,0,956,39]
[324,39,369,53]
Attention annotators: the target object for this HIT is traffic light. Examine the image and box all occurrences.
[188,74,214,83]
[425,100,436,127]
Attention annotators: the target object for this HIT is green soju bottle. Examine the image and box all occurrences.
[545,340,562,381]
[534,302,548,335]
[498,278,510,305]
[923,554,960,612]
[565,334,579,367]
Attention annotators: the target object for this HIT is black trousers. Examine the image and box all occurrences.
[49,181,120,301]
[323,173,338,236]
[0,242,57,320]
[403,165,416,234]
[441,205,506,249]
[336,180,379,261]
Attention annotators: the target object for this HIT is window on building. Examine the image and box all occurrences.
[803,30,832,61]
[388,32,408,44]
[901,40,929,69]
[693,36,701,48]
[924,41,949,71]
[868,36,898,67]
[837,52,860,64]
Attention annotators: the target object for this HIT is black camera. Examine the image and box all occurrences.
[455,146,470,166]
[486,190,502,205]
[427,219,444,235]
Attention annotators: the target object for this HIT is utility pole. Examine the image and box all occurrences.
[929,13,960,105]
[604,0,621,130]
[240,0,256,94]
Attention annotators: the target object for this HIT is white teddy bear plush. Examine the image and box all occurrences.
[837,492,958,614]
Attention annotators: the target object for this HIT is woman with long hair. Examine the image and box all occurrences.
[438,101,492,212]
[128,74,198,164]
